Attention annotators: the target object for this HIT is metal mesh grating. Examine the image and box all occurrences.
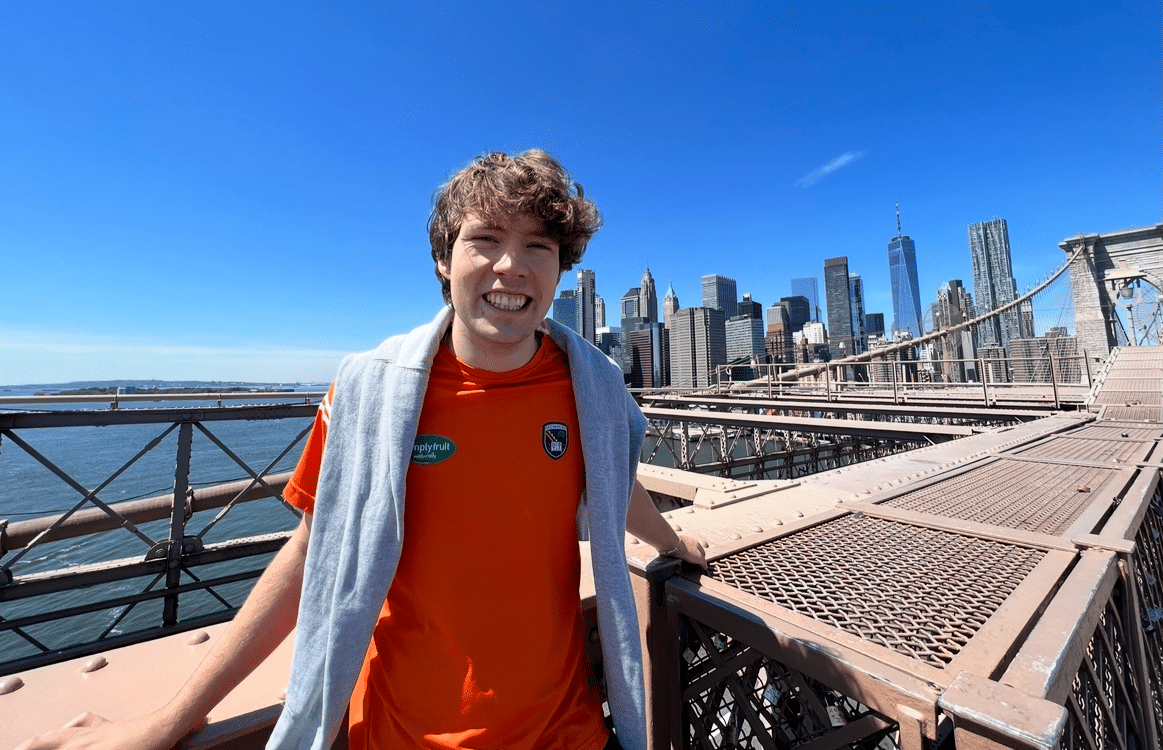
[1014,437,1144,464]
[1100,406,1163,422]
[884,459,1112,535]
[707,515,1044,666]
[1065,424,1162,441]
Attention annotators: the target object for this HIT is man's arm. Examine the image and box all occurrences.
[17,513,313,750]
[625,479,707,569]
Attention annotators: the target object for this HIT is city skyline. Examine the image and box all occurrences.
[2,3,1158,383]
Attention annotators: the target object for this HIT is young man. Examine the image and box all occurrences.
[19,150,705,750]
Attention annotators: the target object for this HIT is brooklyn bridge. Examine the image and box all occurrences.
[2,223,1163,750]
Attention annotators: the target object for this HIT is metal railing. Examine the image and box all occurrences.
[711,352,1095,409]
[0,395,319,673]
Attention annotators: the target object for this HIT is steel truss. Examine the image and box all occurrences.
[0,403,316,674]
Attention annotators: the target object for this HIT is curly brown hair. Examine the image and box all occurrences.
[428,150,602,303]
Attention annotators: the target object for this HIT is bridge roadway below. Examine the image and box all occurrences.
[3,346,1163,750]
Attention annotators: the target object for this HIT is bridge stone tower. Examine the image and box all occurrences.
[1061,223,1163,356]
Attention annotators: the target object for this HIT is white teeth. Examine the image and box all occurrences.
[485,292,527,311]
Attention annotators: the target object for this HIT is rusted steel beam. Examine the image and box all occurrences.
[0,533,291,602]
[0,403,318,430]
[1,473,294,552]
[641,406,974,441]
[644,394,1053,421]
[0,391,324,406]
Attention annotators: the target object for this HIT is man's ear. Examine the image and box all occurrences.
[437,255,451,280]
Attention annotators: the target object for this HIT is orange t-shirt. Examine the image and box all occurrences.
[285,335,608,750]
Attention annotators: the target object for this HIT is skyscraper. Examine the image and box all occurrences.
[887,205,924,338]
[824,257,853,358]
[594,296,606,330]
[849,274,867,355]
[662,282,680,329]
[701,274,738,320]
[576,269,596,344]
[934,279,977,382]
[737,293,762,320]
[780,295,810,332]
[790,277,821,322]
[620,287,641,322]
[638,267,658,324]
[551,289,579,333]
[968,218,1023,349]
[669,307,726,388]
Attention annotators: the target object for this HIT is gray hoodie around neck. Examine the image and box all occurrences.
[266,307,648,750]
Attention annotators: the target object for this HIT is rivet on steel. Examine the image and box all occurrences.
[80,656,108,673]
[0,676,24,695]
[187,631,210,645]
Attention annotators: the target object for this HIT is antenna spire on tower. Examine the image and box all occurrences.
[895,202,902,237]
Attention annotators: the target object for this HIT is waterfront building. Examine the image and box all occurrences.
[626,323,665,389]
[662,282,680,330]
[639,267,658,325]
[978,344,1010,383]
[669,307,726,388]
[552,289,579,333]
[576,269,596,344]
[824,257,854,359]
[764,303,795,365]
[801,320,826,345]
[849,274,867,355]
[968,218,1025,350]
[932,280,978,382]
[887,206,924,338]
[701,274,738,320]
[867,334,918,383]
[595,326,620,357]
[790,277,821,322]
[726,314,765,379]
[620,287,641,323]
[780,296,809,333]
[1009,328,1082,383]
[737,293,763,320]
[864,312,885,339]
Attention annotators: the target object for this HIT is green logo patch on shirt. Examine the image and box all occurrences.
[411,434,456,464]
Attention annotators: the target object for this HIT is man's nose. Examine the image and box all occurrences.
[492,243,528,275]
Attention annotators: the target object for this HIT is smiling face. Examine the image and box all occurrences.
[437,213,563,372]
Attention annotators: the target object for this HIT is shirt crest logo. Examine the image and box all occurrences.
[542,422,568,460]
[411,434,456,464]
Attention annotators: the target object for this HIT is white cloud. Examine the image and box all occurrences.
[796,150,866,187]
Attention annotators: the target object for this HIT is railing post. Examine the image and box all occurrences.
[979,356,990,405]
[891,357,899,404]
[1083,348,1093,387]
[1047,349,1060,409]
[164,422,193,627]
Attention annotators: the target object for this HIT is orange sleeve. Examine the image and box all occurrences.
[283,384,333,514]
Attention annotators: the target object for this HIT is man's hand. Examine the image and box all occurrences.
[14,710,204,750]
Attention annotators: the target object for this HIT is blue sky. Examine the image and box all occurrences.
[2,2,1159,384]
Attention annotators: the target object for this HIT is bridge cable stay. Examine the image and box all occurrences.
[776,240,1087,382]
